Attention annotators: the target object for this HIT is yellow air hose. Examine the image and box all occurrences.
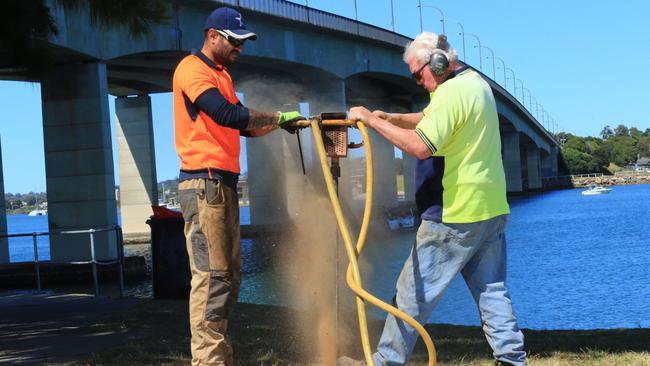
[309,120,437,366]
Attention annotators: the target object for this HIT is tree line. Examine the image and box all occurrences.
[558,125,650,175]
[4,192,47,210]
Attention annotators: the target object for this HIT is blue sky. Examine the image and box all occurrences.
[1,0,649,194]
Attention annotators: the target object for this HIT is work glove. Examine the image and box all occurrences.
[277,111,306,134]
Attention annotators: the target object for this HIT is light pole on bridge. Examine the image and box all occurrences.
[522,87,533,112]
[505,67,516,95]
[390,0,395,31]
[526,89,535,114]
[353,0,359,34]
[465,32,482,71]
[530,96,543,126]
[550,117,557,134]
[417,2,445,34]
[544,110,557,135]
[480,45,496,80]
[515,78,525,104]
[457,22,466,62]
[495,56,507,90]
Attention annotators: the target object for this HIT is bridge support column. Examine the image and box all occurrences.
[245,129,288,226]
[236,78,292,226]
[526,146,542,190]
[0,140,8,263]
[306,79,354,211]
[369,129,398,210]
[353,99,398,215]
[542,146,559,178]
[115,95,158,234]
[309,78,368,360]
[41,62,117,262]
[502,131,523,193]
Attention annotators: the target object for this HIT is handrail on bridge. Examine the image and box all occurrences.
[216,0,410,47]
[1,226,125,297]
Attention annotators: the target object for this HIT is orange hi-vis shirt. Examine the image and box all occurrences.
[173,52,241,174]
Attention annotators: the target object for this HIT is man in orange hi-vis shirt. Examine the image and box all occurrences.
[172,7,303,365]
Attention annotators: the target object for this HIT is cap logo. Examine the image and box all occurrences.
[235,15,243,27]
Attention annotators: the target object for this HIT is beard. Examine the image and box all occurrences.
[217,50,239,67]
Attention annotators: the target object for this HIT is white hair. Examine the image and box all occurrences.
[403,32,458,66]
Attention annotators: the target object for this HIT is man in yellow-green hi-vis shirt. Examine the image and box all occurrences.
[345,32,527,366]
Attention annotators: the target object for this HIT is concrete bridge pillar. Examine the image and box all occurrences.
[502,131,523,193]
[235,76,295,226]
[353,98,398,213]
[542,146,559,178]
[237,75,348,224]
[526,146,542,190]
[41,62,118,262]
[244,124,288,226]
[234,77,351,357]
[0,139,8,263]
[366,130,398,212]
[115,95,158,234]
[306,79,355,212]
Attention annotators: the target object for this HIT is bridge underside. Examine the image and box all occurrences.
[0,4,558,265]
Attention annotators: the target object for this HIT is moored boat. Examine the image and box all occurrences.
[28,209,48,216]
[581,184,612,195]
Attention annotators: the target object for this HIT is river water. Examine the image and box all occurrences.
[239,183,650,330]
[5,184,650,330]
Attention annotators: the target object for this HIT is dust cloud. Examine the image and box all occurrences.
[234,73,390,363]
[278,144,389,364]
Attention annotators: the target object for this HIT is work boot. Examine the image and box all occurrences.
[337,356,367,366]
[495,361,516,366]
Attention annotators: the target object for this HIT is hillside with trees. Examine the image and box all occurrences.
[558,124,650,175]
[4,192,48,214]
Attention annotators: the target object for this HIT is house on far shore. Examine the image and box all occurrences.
[632,157,650,172]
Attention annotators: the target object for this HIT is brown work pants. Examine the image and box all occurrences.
[178,178,241,366]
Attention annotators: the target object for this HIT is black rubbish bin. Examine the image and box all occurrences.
[147,207,190,299]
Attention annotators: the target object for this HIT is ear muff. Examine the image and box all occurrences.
[429,51,449,76]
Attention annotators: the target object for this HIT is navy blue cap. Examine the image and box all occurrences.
[204,7,257,40]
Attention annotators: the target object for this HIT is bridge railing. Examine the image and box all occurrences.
[568,173,604,179]
[614,169,650,176]
[216,0,410,47]
[542,173,604,182]
[0,226,125,297]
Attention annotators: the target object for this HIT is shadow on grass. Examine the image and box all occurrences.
[75,300,650,365]
[408,324,650,364]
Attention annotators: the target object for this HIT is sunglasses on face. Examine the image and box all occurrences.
[411,62,430,81]
[215,29,245,47]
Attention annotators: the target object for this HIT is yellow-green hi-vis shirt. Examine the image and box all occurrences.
[414,68,510,223]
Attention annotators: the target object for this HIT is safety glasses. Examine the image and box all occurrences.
[215,29,246,48]
[411,62,430,82]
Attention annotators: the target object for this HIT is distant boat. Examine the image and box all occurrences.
[166,203,181,211]
[157,200,181,211]
[28,209,48,216]
[581,184,612,196]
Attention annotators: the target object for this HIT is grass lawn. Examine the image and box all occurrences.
[74,300,650,366]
